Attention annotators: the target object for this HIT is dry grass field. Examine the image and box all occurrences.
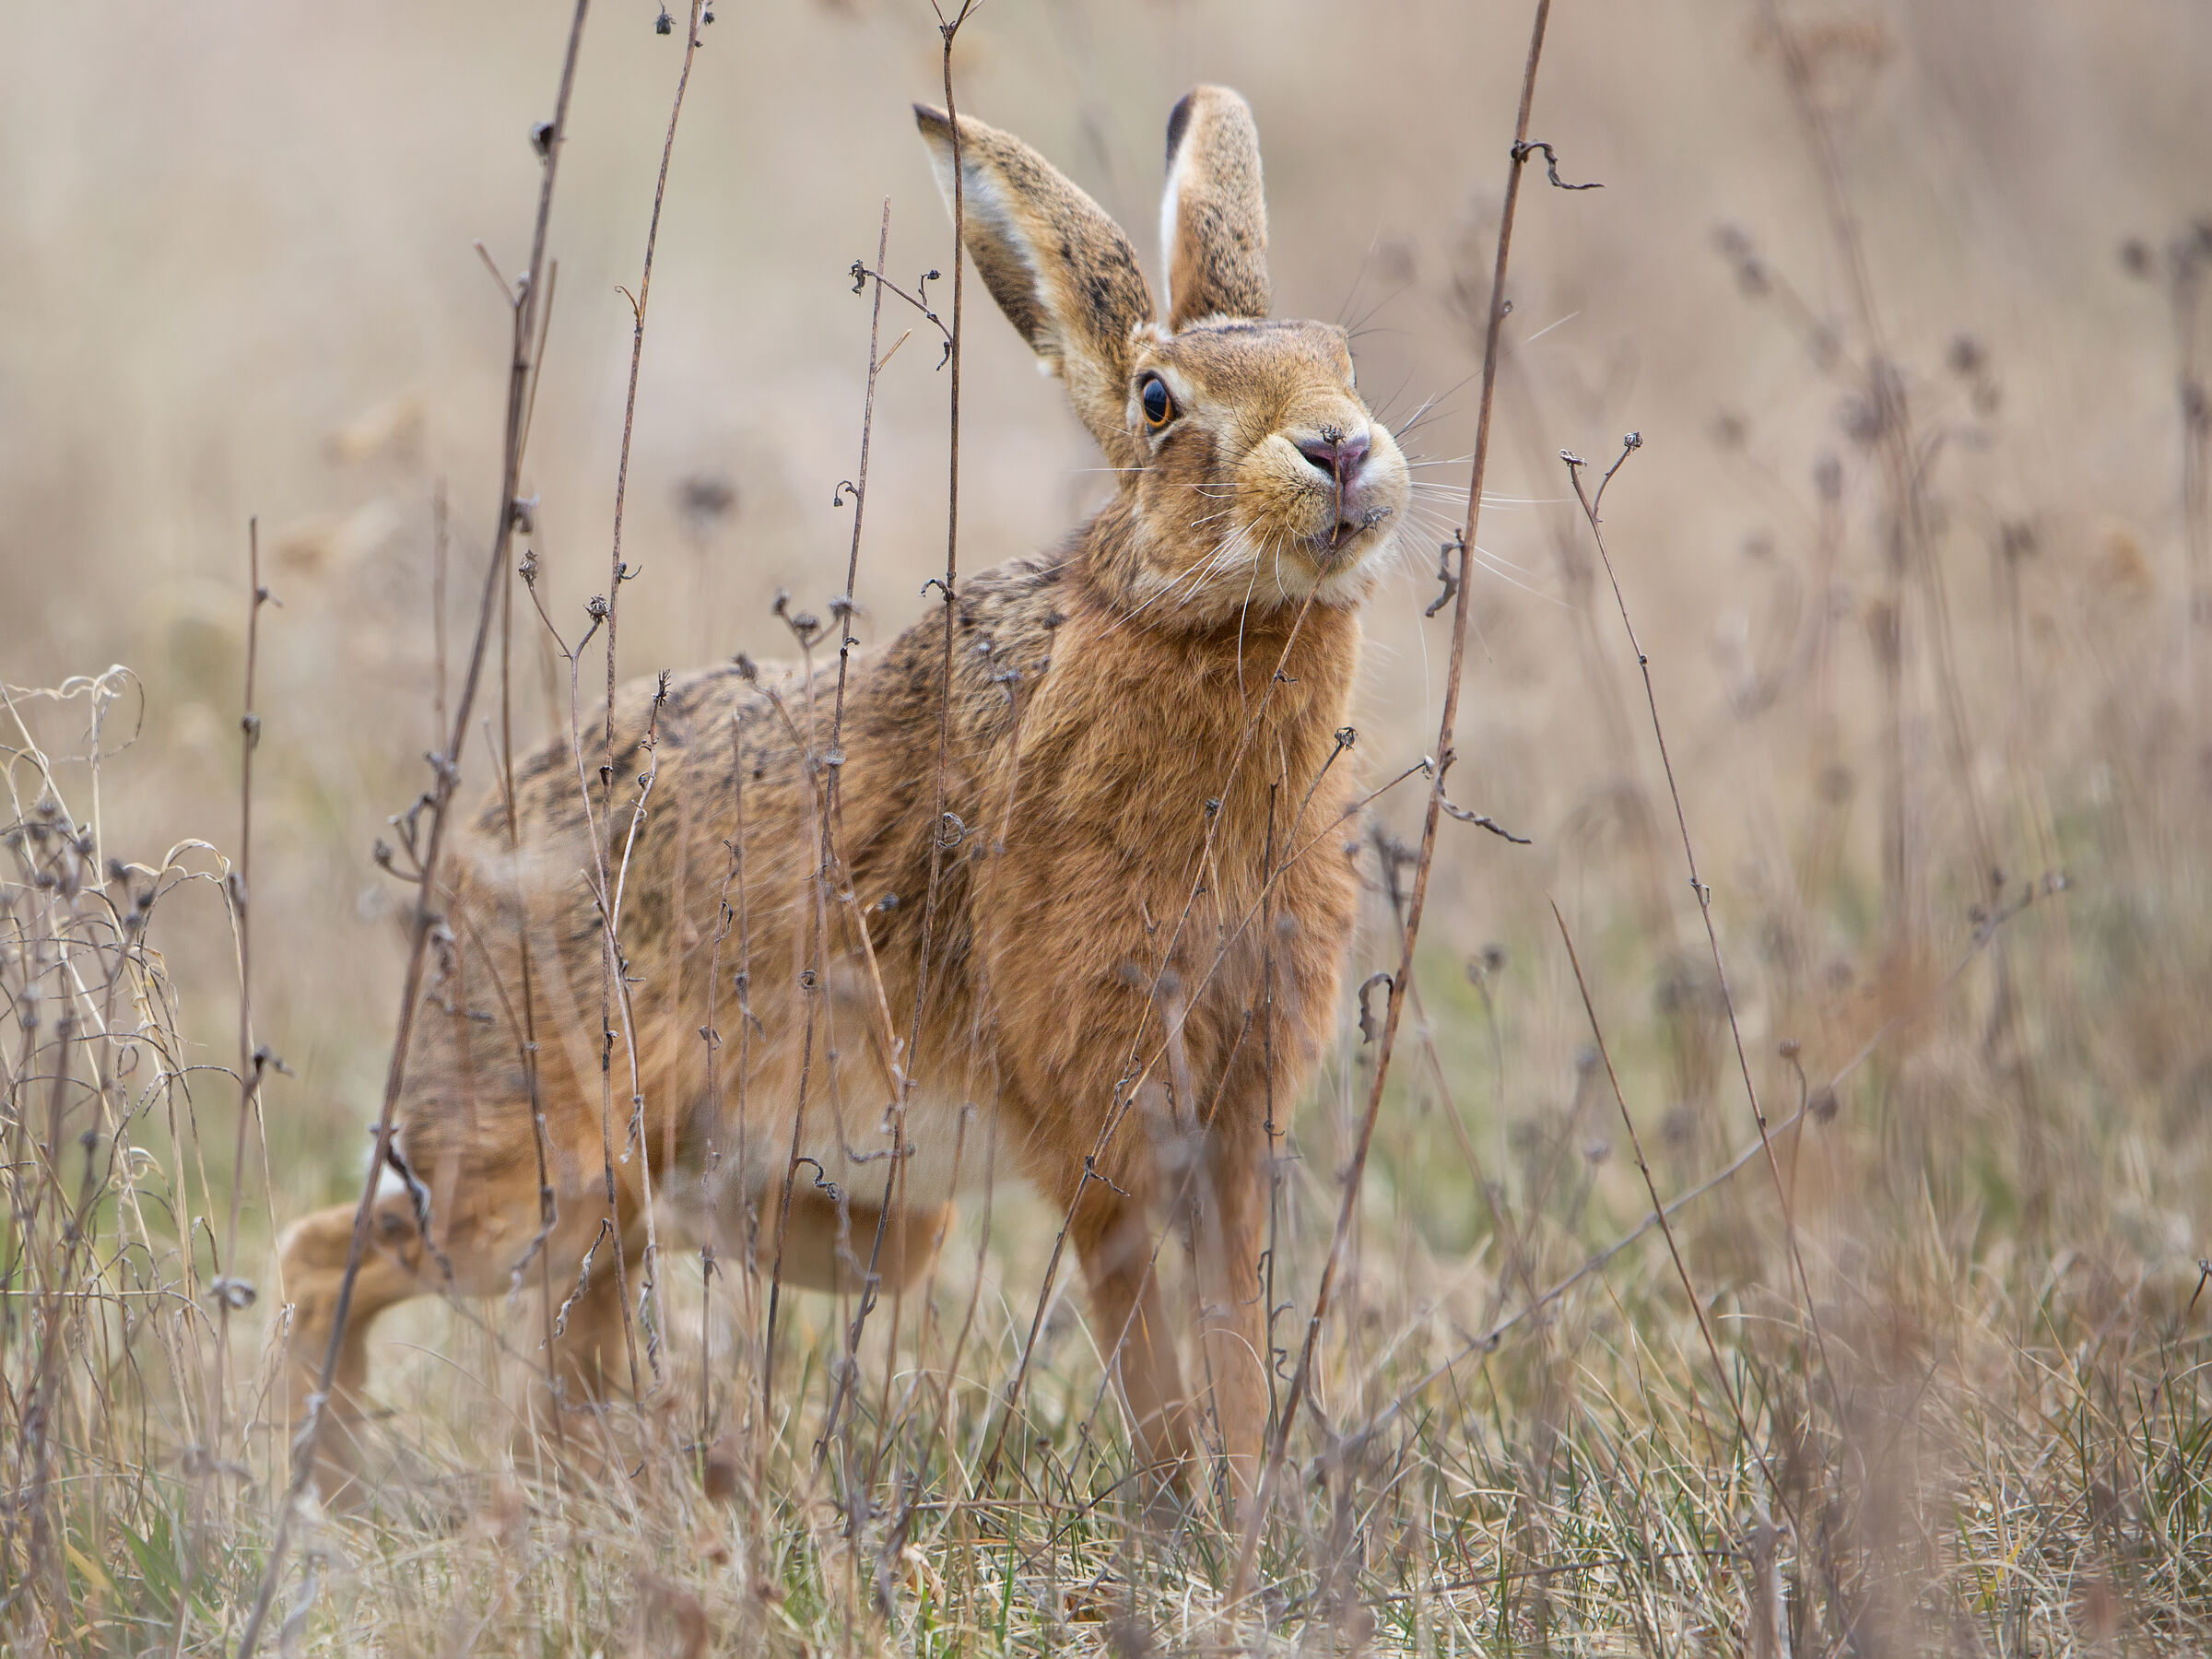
[5,0,2211,1652]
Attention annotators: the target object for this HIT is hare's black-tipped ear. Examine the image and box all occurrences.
[1160,86,1270,330]
[915,103,1156,461]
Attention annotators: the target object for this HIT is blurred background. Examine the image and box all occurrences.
[5,0,2205,1224]
[5,0,2212,1641]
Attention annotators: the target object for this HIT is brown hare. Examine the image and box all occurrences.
[276,84,1409,1511]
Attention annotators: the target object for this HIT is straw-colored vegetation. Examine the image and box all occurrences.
[4,1,2207,1653]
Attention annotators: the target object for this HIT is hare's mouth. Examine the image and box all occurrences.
[1303,502,1398,563]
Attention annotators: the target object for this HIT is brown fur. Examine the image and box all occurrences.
[1162,87,1270,329]
[278,86,1410,1513]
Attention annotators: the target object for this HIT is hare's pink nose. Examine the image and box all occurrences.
[1298,429,1371,485]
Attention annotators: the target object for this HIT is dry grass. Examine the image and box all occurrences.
[5,0,2210,1653]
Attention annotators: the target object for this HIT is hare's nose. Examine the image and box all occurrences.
[1297,429,1371,485]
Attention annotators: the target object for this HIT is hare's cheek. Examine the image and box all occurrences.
[1238,453,1329,540]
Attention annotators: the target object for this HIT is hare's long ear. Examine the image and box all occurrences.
[915,104,1155,463]
[1159,86,1270,330]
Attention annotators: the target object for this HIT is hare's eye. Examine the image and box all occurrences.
[1140,375,1175,429]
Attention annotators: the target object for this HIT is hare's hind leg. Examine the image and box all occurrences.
[275,1188,453,1504]
[276,1148,610,1502]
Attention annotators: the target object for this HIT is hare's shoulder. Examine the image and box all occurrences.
[847,549,1075,747]
[463,662,809,853]
[947,548,1077,664]
[457,550,1075,862]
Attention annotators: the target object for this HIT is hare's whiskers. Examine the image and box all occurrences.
[1232,541,1269,707]
[1390,371,1479,441]
[1521,308,1582,345]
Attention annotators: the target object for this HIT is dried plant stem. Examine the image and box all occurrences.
[1549,900,1778,1491]
[235,6,589,1651]
[695,729,739,1453]
[213,518,269,1464]
[814,201,896,1470]
[1229,0,1556,1607]
[602,0,704,736]
[906,0,978,1076]
[759,947,822,1432]
[433,482,450,742]
[497,496,564,1461]
[1562,442,1841,1438]
[588,0,707,1407]
[830,208,893,749]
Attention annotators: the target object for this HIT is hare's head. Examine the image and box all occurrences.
[917,88,1410,626]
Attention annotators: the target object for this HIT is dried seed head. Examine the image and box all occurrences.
[701,1439,741,1504]
[1813,452,1842,501]
[679,472,737,525]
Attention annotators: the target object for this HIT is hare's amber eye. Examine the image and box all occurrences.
[1140,374,1174,429]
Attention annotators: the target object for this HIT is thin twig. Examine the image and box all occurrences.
[1549,898,1781,1497]
[814,202,899,1473]
[1230,0,1559,1606]
[235,6,590,1651]
[1562,438,1841,1451]
[214,519,271,1462]
[904,0,978,1133]
[591,0,708,1406]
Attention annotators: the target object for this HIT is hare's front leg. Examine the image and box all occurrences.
[1195,1117,1270,1512]
[1067,1172,1197,1491]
